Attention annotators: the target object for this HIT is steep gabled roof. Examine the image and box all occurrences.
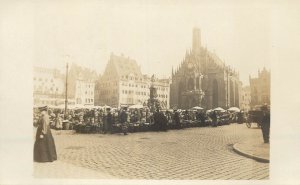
[206,50,225,67]
[69,63,98,82]
[103,53,143,79]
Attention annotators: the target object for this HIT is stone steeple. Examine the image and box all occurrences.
[192,27,201,54]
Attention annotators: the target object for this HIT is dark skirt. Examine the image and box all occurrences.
[34,125,57,162]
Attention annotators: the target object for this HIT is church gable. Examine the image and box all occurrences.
[170,28,241,109]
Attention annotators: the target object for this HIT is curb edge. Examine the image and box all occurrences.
[232,143,269,163]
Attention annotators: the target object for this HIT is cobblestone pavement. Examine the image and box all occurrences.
[34,124,269,180]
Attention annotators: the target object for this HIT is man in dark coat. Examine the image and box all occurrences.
[261,105,270,143]
[173,110,181,129]
[153,109,160,131]
[120,107,128,135]
[211,110,218,127]
[159,111,168,131]
[105,108,113,134]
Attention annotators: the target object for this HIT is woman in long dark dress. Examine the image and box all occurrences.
[34,106,57,162]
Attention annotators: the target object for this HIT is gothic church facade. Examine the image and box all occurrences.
[170,28,242,110]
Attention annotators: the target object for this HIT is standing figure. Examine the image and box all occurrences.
[106,108,113,134]
[173,109,181,129]
[211,110,218,127]
[237,111,244,124]
[34,106,57,162]
[261,105,270,143]
[55,111,63,130]
[153,109,160,131]
[120,107,128,135]
[159,111,168,131]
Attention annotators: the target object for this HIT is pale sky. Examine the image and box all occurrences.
[34,0,273,85]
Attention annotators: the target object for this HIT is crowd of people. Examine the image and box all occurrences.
[33,106,246,135]
[33,104,269,164]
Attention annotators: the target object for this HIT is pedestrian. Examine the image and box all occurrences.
[261,105,270,143]
[106,108,113,134]
[153,109,160,131]
[120,107,128,135]
[237,111,244,124]
[211,110,218,127]
[55,111,62,130]
[159,111,168,131]
[34,106,57,162]
[173,109,181,129]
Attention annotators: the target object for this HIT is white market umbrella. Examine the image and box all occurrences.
[129,104,143,109]
[84,104,95,109]
[74,104,86,109]
[191,106,204,110]
[228,107,240,112]
[206,109,213,113]
[213,107,225,111]
[103,105,111,109]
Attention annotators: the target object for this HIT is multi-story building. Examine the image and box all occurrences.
[170,28,242,109]
[95,53,170,109]
[33,67,74,106]
[249,68,270,107]
[33,64,98,107]
[68,63,98,106]
[240,86,251,112]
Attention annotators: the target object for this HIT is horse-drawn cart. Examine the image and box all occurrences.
[246,110,263,128]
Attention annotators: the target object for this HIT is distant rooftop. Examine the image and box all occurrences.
[107,53,143,77]
[69,63,98,82]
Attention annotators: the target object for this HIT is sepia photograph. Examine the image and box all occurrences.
[1,0,300,184]
[32,0,271,180]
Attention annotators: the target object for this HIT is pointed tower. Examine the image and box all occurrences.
[192,27,201,54]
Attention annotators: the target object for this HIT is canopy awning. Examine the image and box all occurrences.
[228,107,240,112]
[213,107,225,111]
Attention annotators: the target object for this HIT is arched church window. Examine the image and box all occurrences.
[212,79,218,108]
[188,78,194,90]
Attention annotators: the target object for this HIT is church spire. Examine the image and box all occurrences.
[192,27,201,54]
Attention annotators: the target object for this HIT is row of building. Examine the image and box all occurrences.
[33,28,270,111]
[33,54,170,109]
